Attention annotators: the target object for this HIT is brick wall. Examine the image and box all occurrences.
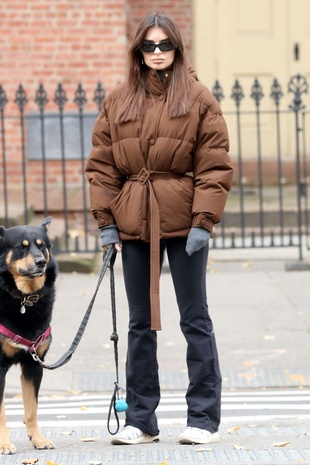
[0,0,193,192]
[0,0,128,189]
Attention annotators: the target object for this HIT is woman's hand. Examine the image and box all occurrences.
[100,226,121,251]
[102,242,122,252]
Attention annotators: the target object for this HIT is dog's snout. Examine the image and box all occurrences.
[35,257,47,268]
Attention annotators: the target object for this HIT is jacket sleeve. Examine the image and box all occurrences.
[191,91,233,235]
[85,103,125,228]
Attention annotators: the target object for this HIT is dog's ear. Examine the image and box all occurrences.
[41,217,52,232]
[0,226,6,246]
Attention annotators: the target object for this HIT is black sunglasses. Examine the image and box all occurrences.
[140,39,175,53]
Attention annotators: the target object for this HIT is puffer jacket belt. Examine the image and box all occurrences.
[129,168,185,331]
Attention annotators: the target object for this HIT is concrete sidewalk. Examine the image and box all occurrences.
[2,247,310,464]
[35,246,310,395]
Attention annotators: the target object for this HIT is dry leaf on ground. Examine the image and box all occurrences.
[21,459,38,465]
[233,444,244,450]
[80,437,97,442]
[227,425,240,434]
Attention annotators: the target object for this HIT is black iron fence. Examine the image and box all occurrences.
[0,75,309,259]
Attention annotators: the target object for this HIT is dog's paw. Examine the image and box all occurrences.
[0,440,17,454]
[30,435,55,450]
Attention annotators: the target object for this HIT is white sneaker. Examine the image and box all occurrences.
[179,427,221,444]
[111,425,159,445]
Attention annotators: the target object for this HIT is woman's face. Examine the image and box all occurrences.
[141,27,176,71]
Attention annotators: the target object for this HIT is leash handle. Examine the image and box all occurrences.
[35,245,116,370]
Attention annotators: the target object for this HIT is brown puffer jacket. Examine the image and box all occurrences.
[86,65,233,329]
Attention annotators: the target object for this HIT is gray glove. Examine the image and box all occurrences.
[100,225,120,247]
[185,227,210,256]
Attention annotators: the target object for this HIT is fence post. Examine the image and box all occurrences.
[250,78,265,245]
[231,80,245,246]
[54,83,69,251]
[14,84,28,223]
[288,74,308,261]
[35,83,49,216]
[74,83,88,251]
[0,85,8,226]
[212,80,227,247]
[270,78,285,244]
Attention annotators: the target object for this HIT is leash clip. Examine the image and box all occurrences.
[30,349,40,362]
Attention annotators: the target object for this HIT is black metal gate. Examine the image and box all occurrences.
[0,75,309,259]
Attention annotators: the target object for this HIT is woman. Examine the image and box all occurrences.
[86,11,233,445]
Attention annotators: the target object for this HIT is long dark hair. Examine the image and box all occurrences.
[116,12,193,123]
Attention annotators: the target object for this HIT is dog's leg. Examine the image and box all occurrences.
[0,366,16,454]
[21,362,55,450]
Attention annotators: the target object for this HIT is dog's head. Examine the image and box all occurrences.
[0,217,53,279]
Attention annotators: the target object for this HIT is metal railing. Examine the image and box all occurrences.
[0,75,309,259]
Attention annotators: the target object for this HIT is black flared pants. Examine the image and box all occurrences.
[121,238,221,436]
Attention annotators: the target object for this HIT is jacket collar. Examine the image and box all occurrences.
[145,68,172,96]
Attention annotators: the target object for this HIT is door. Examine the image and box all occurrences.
[193,0,309,158]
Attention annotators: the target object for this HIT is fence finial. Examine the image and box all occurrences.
[93,82,105,112]
[270,78,283,106]
[212,80,224,104]
[0,85,8,111]
[54,83,68,111]
[250,78,264,106]
[35,83,49,111]
[14,84,28,112]
[231,80,244,107]
[74,83,87,111]
[288,73,308,112]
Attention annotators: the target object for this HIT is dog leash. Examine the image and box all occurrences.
[31,245,116,370]
[32,243,127,433]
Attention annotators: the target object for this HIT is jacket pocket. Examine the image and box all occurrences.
[109,182,144,236]
[155,177,193,233]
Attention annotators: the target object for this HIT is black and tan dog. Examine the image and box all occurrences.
[0,217,57,454]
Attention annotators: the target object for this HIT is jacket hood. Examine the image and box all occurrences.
[187,61,199,82]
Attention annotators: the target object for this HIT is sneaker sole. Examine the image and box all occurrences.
[179,431,221,445]
[111,434,159,445]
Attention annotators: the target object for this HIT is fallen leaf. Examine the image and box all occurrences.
[80,437,97,442]
[46,461,59,465]
[242,261,252,268]
[157,463,169,465]
[233,444,244,450]
[89,462,102,465]
[227,426,240,434]
[272,441,290,447]
[80,406,88,411]
[22,460,39,465]
[196,447,212,452]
